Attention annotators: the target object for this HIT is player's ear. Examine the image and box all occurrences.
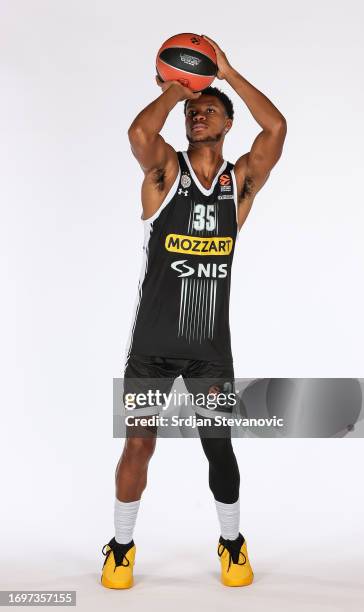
[224,119,233,134]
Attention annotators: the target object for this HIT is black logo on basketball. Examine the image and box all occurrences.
[190,37,201,45]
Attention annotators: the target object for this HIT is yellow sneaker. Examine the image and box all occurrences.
[101,537,136,589]
[218,533,254,587]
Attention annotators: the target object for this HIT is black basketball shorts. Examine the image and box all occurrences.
[123,354,236,418]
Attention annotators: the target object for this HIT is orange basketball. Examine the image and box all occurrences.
[156,33,217,92]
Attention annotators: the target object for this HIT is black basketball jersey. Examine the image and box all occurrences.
[125,150,239,364]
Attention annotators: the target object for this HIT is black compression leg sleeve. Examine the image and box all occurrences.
[197,423,240,504]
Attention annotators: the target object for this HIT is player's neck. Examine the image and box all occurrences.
[186,144,224,180]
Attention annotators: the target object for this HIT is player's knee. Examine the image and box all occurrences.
[200,436,235,464]
[123,436,156,463]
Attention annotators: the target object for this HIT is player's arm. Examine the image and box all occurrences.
[128,81,200,219]
[128,81,201,173]
[203,36,287,229]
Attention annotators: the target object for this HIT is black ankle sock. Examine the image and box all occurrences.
[220,533,244,545]
[109,537,134,551]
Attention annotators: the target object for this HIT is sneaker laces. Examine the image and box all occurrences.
[218,534,246,572]
[102,537,133,572]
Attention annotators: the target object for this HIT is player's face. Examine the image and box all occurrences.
[185,96,232,144]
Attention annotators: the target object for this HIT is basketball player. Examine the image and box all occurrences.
[101,35,286,588]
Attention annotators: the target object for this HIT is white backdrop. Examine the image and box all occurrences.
[1,1,364,611]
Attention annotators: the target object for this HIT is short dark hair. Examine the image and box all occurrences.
[184,86,234,120]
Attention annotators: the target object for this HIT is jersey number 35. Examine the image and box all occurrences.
[193,204,216,231]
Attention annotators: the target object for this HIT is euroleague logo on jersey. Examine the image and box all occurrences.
[219,174,231,186]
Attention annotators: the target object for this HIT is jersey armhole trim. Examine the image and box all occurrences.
[141,169,181,224]
[231,167,240,240]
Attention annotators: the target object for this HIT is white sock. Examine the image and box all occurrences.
[114,498,141,544]
[215,498,240,540]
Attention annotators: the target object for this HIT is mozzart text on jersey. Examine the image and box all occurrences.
[165,234,234,255]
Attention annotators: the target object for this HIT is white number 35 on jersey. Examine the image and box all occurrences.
[193,204,216,231]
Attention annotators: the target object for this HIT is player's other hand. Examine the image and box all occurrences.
[201,35,232,80]
[155,75,201,100]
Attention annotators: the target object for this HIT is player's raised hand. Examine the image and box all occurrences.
[201,35,232,80]
[155,75,201,100]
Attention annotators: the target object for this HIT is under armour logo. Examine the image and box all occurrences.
[191,37,201,45]
[178,188,189,197]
